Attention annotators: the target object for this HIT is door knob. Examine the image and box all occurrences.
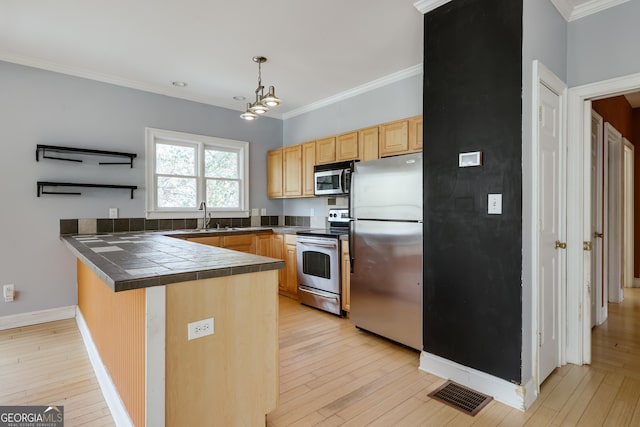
[594,232,604,239]
[554,240,567,249]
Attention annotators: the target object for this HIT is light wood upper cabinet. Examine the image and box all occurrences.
[336,132,359,161]
[358,126,379,161]
[302,141,316,197]
[409,115,423,152]
[267,148,283,198]
[379,119,409,157]
[316,137,336,164]
[283,145,302,197]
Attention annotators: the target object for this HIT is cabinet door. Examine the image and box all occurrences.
[271,234,286,292]
[358,126,379,161]
[341,240,350,312]
[283,145,302,197]
[379,120,409,157]
[285,243,298,297]
[267,148,283,198]
[336,132,359,161]
[316,137,336,164]
[408,116,423,152]
[255,234,272,257]
[302,141,316,197]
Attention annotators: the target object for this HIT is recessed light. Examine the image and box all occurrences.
[233,95,246,101]
[172,81,187,87]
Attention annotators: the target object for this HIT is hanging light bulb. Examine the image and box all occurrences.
[239,56,281,120]
[249,95,269,114]
[261,86,281,107]
[240,103,258,121]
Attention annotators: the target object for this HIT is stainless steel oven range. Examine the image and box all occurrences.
[296,208,349,316]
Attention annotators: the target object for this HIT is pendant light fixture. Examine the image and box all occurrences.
[240,56,281,120]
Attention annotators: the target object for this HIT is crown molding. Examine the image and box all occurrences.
[281,64,423,120]
[1,51,421,121]
[550,0,629,22]
[413,0,452,14]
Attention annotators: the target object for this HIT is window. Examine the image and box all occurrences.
[145,128,249,219]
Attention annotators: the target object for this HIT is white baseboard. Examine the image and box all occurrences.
[75,308,134,427]
[419,351,537,411]
[0,305,76,331]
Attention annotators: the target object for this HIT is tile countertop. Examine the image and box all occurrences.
[61,229,289,292]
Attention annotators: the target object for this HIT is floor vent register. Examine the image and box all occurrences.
[427,381,493,416]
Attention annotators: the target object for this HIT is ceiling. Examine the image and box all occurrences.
[0,0,424,119]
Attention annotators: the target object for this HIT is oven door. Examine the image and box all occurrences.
[296,236,340,294]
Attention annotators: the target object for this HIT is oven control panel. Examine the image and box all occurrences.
[328,208,350,224]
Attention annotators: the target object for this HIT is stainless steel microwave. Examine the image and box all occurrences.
[313,161,353,196]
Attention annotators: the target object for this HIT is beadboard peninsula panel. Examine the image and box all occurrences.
[77,260,146,426]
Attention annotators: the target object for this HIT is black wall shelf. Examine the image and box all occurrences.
[36,145,137,168]
[37,182,138,199]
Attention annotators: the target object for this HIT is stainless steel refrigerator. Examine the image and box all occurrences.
[349,152,422,350]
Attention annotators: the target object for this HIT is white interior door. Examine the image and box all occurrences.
[538,82,563,384]
[623,139,635,289]
[591,111,605,326]
[605,123,623,304]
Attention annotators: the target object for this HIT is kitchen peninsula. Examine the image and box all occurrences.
[62,230,284,426]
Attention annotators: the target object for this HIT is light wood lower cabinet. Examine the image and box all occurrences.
[186,236,222,247]
[284,234,298,298]
[255,233,272,257]
[341,240,350,313]
[271,234,286,293]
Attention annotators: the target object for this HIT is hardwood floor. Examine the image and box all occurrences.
[1,289,638,426]
[0,319,114,426]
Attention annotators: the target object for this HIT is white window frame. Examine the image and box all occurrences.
[145,128,249,219]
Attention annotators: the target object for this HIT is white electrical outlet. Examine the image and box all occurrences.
[188,317,214,340]
[109,208,119,219]
[3,284,15,302]
[260,208,267,215]
[251,208,259,216]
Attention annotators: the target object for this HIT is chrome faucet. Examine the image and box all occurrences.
[198,201,210,229]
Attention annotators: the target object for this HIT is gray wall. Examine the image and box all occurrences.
[521,0,568,385]
[568,0,640,87]
[282,74,423,216]
[0,61,282,316]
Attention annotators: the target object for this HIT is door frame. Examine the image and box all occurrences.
[566,70,640,365]
[531,60,567,391]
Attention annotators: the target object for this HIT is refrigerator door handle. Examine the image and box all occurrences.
[349,220,355,273]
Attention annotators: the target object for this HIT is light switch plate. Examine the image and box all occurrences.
[251,208,259,216]
[459,151,482,167]
[260,208,267,215]
[109,208,119,219]
[488,194,502,215]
